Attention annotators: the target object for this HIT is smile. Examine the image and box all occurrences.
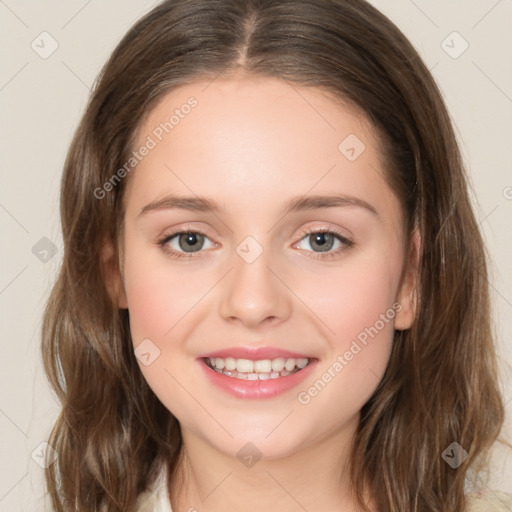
[199,356,318,399]
[204,356,310,380]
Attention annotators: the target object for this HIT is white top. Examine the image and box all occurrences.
[135,462,512,511]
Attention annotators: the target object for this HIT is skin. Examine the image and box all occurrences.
[109,75,418,512]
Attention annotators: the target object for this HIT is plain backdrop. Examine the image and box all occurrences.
[1,1,511,510]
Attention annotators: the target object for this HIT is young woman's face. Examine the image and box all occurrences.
[118,76,415,460]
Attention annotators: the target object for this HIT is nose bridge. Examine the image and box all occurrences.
[218,235,292,327]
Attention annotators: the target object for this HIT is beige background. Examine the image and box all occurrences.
[1,0,511,510]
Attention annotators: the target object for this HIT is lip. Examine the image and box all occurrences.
[198,357,318,399]
[197,346,313,360]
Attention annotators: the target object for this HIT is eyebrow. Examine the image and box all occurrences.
[138,193,378,217]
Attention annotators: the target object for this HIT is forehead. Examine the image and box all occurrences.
[135,75,378,159]
[125,76,397,223]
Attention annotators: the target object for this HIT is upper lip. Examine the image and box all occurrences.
[198,346,315,360]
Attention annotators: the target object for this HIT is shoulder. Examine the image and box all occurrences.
[135,462,173,512]
[466,490,512,512]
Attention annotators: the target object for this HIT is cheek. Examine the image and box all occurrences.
[300,253,400,347]
[122,247,202,412]
[293,254,399,412]
[122,244,199,344]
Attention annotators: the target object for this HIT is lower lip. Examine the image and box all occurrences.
[198,358,318,399]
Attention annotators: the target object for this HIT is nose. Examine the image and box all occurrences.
[218,244,293,330]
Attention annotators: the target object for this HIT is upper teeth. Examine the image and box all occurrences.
[209,357,309,373]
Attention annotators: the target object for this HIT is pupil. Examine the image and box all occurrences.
[180,232,203,252]
[311,232,333,252]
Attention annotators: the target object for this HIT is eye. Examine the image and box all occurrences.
[157,225,354,261]
[157,227,216,259]
[294,227,353,259]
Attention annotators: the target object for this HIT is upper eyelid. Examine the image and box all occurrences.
[159,225,352,246]
[159,229,352,264]
[160,224,349,236]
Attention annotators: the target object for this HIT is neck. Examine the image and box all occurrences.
[168,415,377,512]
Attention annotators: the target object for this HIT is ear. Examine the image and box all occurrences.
[100,238,128,309]
[394,228,421,330]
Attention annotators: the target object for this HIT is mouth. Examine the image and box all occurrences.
[198,353,318,399]
[202,356,312,380]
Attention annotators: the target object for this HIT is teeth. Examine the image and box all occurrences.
[236,359,254,373]
[297,358,308,369]
[206,356,310,378]
[271,358,285,372]
[254,359,272,373]
[213,369,295,380]
[225,357,237,371]
[284,358,296,371]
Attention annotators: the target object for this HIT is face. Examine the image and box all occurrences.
[114,76,416,460]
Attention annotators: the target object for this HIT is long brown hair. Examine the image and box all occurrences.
[41,0,508,510]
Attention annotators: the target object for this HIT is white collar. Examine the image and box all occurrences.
[135,461,173,512]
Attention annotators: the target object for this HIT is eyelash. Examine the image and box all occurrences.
[157,225,354,261]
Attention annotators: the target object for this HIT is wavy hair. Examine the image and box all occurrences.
[41,0,509,510]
